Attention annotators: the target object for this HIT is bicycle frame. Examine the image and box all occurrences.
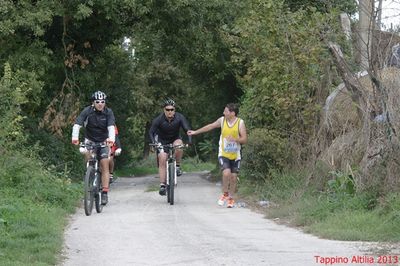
[81,142,106,215]
[166,145,177,187]
[150,143,187,205]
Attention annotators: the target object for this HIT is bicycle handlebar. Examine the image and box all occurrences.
[149,143,189,150]
[79,142,107,154]
[80,142,107,148]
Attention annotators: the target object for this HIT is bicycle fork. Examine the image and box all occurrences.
[89,160,100,191]
[166,160,177,186]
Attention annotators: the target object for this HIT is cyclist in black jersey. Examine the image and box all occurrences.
[71,91,116,205]
[149,98,192,195]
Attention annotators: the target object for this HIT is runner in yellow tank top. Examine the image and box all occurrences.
[188,103,248,208]
[219,117,241,160]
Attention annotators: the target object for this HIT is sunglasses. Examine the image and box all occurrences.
[165,108,175,112]
[95,100,105,104]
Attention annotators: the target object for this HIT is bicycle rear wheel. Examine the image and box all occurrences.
[84,165,95,216]
[168,162,175,205]
[95,172,103,213]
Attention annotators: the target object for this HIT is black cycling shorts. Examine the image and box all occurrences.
[218,156,241,173]
[156,138,182,155]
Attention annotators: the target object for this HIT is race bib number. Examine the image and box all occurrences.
[223,138,239,153]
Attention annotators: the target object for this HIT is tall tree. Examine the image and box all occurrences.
[358,0,374,69]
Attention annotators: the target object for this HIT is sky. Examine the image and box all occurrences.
[380,0,400,29]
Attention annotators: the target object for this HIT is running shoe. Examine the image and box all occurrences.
[218,194,229,206]
[227,198,235,208]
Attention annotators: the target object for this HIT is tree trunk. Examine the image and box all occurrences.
[376,0,383,30]
[358,0,374,70]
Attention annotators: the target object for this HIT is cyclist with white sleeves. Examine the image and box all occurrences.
[71,91,116,205]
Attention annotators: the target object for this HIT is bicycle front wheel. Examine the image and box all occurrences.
[84,165,95,216]
[168,162,175,205]
[95,172,103,213]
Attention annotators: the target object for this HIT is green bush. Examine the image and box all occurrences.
[241,128,289,181]
[0,150,80,211]
[327,170,355,202]
[25,124,85,181]
[0,63,27,149]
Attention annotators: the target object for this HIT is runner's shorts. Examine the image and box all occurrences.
[218,156,241,173]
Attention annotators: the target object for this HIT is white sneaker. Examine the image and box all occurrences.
[217,194,229,206]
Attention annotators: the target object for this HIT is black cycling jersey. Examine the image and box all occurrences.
[74,106,115,142]
[149,112,192,144]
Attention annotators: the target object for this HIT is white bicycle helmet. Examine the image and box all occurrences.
[91,91,107,101]
[163,98,175,107]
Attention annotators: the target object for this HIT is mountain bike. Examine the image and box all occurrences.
[80,142,106,216]
[150,143,188,205]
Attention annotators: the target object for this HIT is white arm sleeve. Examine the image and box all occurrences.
[72,124,81,140]
[108,125,115,142]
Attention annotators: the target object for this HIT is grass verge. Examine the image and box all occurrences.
[0,151,81,265]
[238,169,400,242]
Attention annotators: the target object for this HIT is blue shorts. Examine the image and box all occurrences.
[218,156,241,173]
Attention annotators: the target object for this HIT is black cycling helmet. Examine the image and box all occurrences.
[91,91,107,101]
[163,98,175,107]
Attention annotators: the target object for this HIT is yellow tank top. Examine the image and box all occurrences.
[218,117,241,160]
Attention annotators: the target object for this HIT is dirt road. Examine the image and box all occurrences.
[61,172,377,266]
